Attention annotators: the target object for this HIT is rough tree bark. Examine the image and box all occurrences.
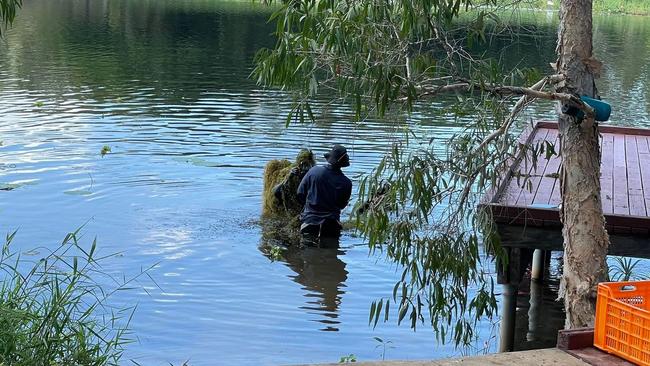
[556,0,610,329]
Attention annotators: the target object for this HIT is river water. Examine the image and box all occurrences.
[0,1,649,365]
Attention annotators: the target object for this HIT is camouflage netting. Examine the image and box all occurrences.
[261,149,316,246]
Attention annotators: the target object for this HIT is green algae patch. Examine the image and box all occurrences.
[260,149,316,246]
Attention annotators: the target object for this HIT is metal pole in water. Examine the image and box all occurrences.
[527,278,542,342]
[499,283,517,352]
[531,249,545,282]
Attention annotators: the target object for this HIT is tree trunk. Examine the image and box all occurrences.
[556,0,610,329]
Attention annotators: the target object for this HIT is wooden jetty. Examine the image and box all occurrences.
[482,121,650,236]
[479,121,650,353]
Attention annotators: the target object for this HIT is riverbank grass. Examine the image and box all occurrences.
[594,0,650,15]
[0,230,136,365]
[534,0,650,15]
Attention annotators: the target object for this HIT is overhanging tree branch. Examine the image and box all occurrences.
[255,0,598,345]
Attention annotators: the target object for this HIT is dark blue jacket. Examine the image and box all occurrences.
[297,164,352,225]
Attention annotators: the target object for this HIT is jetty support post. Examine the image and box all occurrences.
[531,249,546,282]
[527,275,543,341]
[497,247,534,352]
[499,282,518,352]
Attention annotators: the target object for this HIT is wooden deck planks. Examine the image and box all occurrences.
[613,134,629,215]
[514,128,552,206]
[625,135,646,216]
[532,130,561,206]
[549,177,562,207]
[484,123,539,205]
[500,128,550,206]
[637,136,650,214]
[484,121,650,234]
[600,133,615,214]
[549,134,563,207]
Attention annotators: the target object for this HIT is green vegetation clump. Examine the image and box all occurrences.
[100,145,111,157]
[339,354,357,363]
[262,159,292,216]
[0,230,136,366]
[261,149,316,246]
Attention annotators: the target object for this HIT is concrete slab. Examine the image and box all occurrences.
[294,348,589,366]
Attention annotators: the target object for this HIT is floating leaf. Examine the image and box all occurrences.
[0,181,35,191]
[64,189,93,196]
[172,156,216,167]
[0,183,21,191]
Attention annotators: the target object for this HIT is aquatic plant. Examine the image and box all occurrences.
[373,337,394,361]
[260,149,315,246]
[338,354,356,363]
[262,159,292,216]
[262,149,315,217]
[609,256,645,282]
[100,145,111,157]
[268,245,285,261]
[0,229,144,365]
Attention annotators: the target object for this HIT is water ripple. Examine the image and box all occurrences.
[1,2,649,365]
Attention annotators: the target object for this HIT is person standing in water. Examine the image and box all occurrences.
[296,144,352,248]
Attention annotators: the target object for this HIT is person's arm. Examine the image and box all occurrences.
[296,171,310,205]
[337,180,352,209]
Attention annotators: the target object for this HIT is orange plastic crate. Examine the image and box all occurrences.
[594,281,650,366]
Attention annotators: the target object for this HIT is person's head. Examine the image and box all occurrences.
[324,144,350,168]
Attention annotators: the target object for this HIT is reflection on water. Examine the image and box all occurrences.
[513,258,566,351]
[262,246,349,331]
[0,0,649,364]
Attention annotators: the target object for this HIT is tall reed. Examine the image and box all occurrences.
[0,229,146,365]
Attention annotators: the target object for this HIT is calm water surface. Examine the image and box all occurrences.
[1,1,649,365]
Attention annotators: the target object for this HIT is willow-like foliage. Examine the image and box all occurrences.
[0,0,20,35]
[255,0,559,347]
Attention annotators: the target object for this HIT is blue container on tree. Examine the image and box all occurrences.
[580,96,611,122]
[563,96,612,122]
